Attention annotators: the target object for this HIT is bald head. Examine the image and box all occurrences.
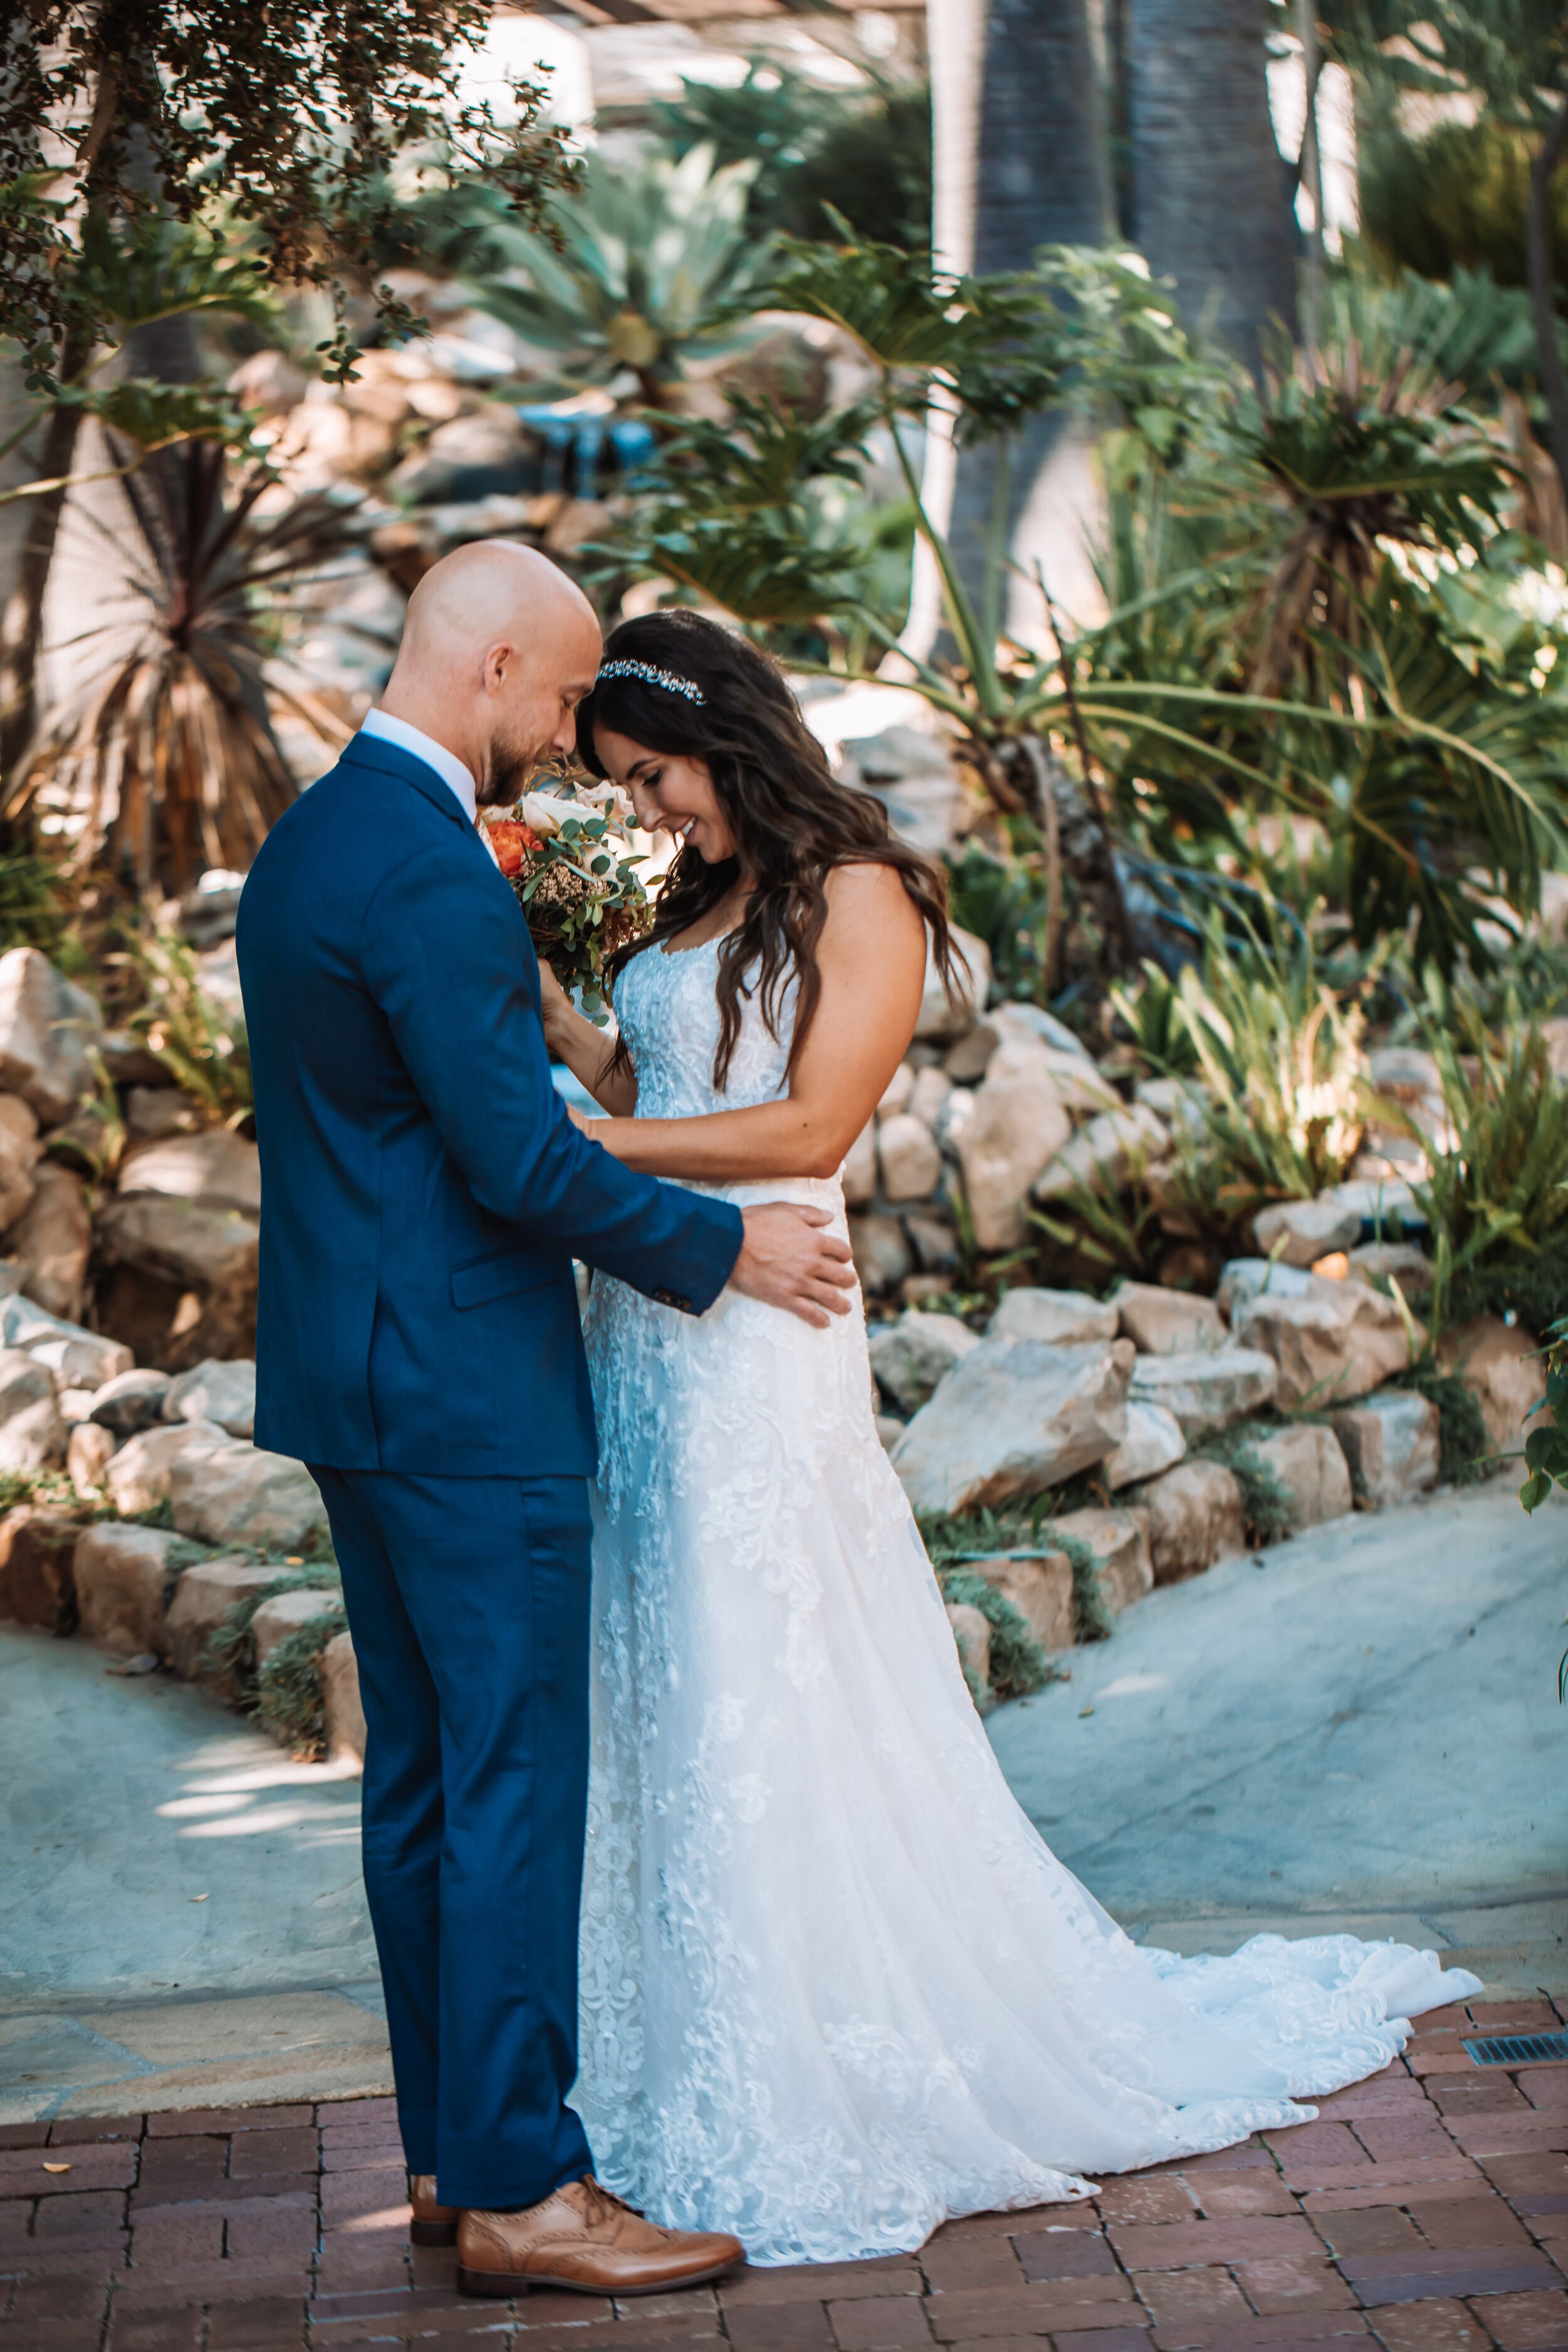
[380,542,602,805]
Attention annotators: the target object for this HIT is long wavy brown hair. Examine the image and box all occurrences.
[577,609,959,1089]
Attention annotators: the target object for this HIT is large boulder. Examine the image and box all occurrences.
[841,1121,877,1209]
[848,1214,912,1297]
[321,1630,367,1766]
[1133,1459,1246,1584]
[914,924,990,1042]
[907,1067,953,1130]
[0,1349,64,1471]
[0,950,102,1125]
[1251,1197,1362,1268]
[1231,1281,1420,1411]
[164,1556,286,1687]
[964,1550,1074,1651]
[1244,1424,1353,1530]
[1438,1316,1547,1465]
[955,1079,1071,1251]
[104,1419,228,1518]
[985,1032,1121,1116]
[1104,1400,1187,1491]
[945,1601,991,1695]
[1033,1103,1170,1202]
[1128,1347,1278,1436]
[1330,1389,1441,1508]
[5,1165,92,1322]
[170,1438,329,1552]
[252,1585,341,1670]
[95,1194,260,1293]
[1111,1281,1226,1356]
[877,1112,941,1203]
[1217,1258,1321,1318]
[867,1313,978,1414]
[0,1293,131,1392]
[0,1094,41,1231]
[88,1367,172,1435]
[66,1421,116,1499]
[892,1337,1133,1515]
[1346,1240,1433,1302]
[164,1357,257,1440]
[73,1522,192,1656]
[118,1129,262,1215]
[1049,1507,1154,1617]
[988,1287,1118,1347]
[0,1507,80,1632]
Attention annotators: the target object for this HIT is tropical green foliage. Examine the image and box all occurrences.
[122,930,253,1126]
[1416,1014,1568,1331]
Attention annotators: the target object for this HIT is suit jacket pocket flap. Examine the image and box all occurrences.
[450,1247,558,1311]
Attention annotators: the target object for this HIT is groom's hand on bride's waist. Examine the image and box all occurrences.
[731,1204,855,1327]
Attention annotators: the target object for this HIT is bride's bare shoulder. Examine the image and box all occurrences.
[821,859,924,942]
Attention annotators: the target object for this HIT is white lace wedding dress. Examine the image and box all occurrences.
[575,936,1480,2267]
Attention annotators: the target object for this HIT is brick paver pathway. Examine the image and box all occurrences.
[3,1995,1565,2351]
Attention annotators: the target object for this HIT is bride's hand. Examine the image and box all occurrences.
[536,957,573,1037]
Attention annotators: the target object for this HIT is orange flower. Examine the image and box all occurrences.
[485,819,543,877]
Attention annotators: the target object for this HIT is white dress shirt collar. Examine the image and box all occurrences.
[359,707,478,825]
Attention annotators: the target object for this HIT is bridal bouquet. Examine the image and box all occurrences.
[482,775,652,1024]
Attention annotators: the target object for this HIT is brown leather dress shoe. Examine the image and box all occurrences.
[457,2175,744,2299]
[409,2173,461,2247]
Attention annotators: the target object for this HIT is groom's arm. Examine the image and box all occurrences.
[361,840,741,1312]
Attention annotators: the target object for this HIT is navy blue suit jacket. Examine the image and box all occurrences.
[236,731,743,1476]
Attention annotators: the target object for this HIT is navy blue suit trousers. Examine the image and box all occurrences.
[312,1466,595,2210]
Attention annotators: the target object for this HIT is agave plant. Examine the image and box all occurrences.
[7,448,351,898]
[416,144,769,408]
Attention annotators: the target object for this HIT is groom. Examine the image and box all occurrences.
[237,543,853,2297]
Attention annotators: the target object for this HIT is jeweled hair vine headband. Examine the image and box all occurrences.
[596,657,706,706]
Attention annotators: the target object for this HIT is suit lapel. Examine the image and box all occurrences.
[339,731,476,834]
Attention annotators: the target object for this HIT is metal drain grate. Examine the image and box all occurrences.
[1463,2032,1568,2066]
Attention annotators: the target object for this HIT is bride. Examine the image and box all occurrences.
[538,607,1479,2269]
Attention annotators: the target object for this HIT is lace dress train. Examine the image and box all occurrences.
[575,938,1479,2267]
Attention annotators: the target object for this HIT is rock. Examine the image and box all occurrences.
[875,1414,904,1453]
[100,1030,170,1088]
[388,403,531,502]
[0,1094,40,1230]
[170,1439,330,1552]
[913,924,990,1043]
[877,1062,915,1118]
[1217,1257,1321,1318]
[848,1214,912,1296]
[943,1022,999,1083]
[986,1034,1122,1116]
[1133,1460,1246,1584]
[877,1112,942,1203]
[892,1337,1132,1515]
[0,1349,63,1471]
[164,1358,256,1440]
[1322,1175,1424,1234]
[0,1508,80,1632]
[6,1165,91,1321]
[904,1214,959,1274]
[66,1421,117,1498]
[1330,1389,1441,1508]
[252,1586,341,1670]
[1032,1103,1170,1202]
[867,1312,978,1413]
[0,1292,132,1391]
[164,1557,285,1688]
[1244,1424,1353,1530]
[73,1523,191,1655]
[1104,1401,1187,1491]
[88,1367,172,1436]
[125,1086,201,1140]
[1048,1507,1154,1616]
[934,1086,976,1153]
[955,1079,1072,1251]
[1231,1282,1420,1411]
[908,1067,953,1130]
[1112,1280,1226,1355]
[1251,1197,1363,1267]
[322,1629,368,1765]
[228,346,309,418]
[990,1003,1093,1059]
[1133,1076,1208,1136]
[96,1194,261,1293]
[118,1130,262,1214]
[988,1288,1119,1347]
[945,1601,991,1695]
[1438,1316,1547,1465]
[1346,1241,1433,1301]
[105,1419,230,1518]
[1128,1347,1279,1437]
[0,949,102,1124]
[58,1385,95,1421]
[841,1120,877,1209]
[1367,1045,1443,1099]
[965,1550,1074,1651]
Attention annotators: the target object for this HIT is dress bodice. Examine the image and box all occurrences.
[613,934,795,1121]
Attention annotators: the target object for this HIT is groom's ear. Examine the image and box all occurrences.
[480,641,516,696]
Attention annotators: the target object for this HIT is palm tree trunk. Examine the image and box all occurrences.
[1125,0,1297,368]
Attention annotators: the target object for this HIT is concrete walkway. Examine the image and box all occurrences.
[2,1479,1564,2122]
[990,1479,1568,1996]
